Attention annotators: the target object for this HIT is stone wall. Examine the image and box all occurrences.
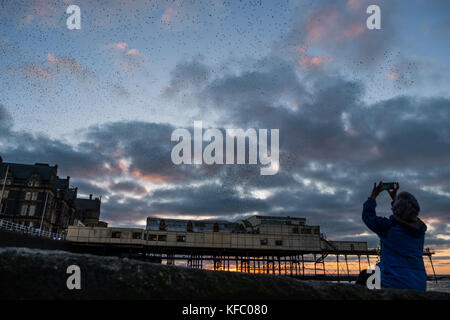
[0,247,449,300]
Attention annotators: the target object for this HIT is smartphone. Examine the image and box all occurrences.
[381,182,396,191]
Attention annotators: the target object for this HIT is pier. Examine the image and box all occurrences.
[0,216,439,283]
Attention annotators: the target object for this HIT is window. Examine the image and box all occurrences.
[301,228,312,234]
[6,179,11,185]
[112,231,121,238]
[292,227,299,234]
[313,229,319,235]
[29,205,36,216]
[187,221,193,232]
[25,192,31,200]
[275,240,283,246]
[31,192,38,201]
[213,222,219,232]
[157,235,167,241]
[27,180,40,187]
[21,205,29,216]
[260,238,268,245]
[132,232,142,239]
[177,235,186,242]
[148,234,157,241]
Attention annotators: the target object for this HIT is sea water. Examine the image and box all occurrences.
[427,279,450,293]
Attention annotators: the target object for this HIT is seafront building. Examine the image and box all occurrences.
[0,156,106,233]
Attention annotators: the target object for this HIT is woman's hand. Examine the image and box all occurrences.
[387,182,399,201]
[369,181,383,200]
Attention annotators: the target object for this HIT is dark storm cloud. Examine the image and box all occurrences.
[0,130,108,179]
[109,180,147,195]
[1,118,200,185]
[191,59,449,183]
[204,58,308,110]
[83,121,193,182]
[70,179,109,198]
[353,97,450,168]
[163,57,211,97]
[149,182,270,216]
[101,196,151,227]
[184,56,450,174]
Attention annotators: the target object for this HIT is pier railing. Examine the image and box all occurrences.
[0,219,66,240]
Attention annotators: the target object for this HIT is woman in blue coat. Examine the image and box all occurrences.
[358,181,427,291]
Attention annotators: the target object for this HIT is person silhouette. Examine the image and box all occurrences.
[356,182,427,291]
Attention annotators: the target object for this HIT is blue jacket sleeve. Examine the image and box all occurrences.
[362,198,392,238]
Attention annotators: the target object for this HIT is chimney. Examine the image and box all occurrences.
[89,194,92,200]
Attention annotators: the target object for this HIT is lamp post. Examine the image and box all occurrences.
[0,165,9,212]
[39,191,49,236]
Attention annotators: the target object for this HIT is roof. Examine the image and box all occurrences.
[0,162,57,183]
[255,215,306,221]
[146,217,244,233]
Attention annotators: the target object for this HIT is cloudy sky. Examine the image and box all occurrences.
[1,0,450,270]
